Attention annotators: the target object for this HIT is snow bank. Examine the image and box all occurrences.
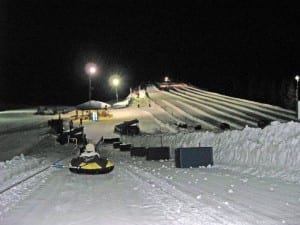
[0,154,46,186]
[0,134,73,192]
[122,121,300,182]
[112,94,132,108]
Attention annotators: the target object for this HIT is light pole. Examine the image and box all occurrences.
[295,75,299,101]
[295,75,299,117]
[85,63,97,101]
[112,78,120,102]
[164,76,170,89]
[164,76,169,82]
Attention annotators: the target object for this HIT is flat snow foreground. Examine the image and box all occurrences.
[0,109,299,225]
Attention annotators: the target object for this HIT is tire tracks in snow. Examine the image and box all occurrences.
[0,156,72,220]
[0,122,48,136]
[161,99,221,130]
[0,156,71,194]
[171,88,258,125]
[123,162,246,225]
[185,86,295,121]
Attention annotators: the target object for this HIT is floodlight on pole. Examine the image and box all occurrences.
[295,75,299,102]
[85,63,97,101]
[112,78,120,102]
[89,66,96,74]
[295,75,300,117]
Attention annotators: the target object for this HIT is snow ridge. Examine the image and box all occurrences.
[123,121,300,183]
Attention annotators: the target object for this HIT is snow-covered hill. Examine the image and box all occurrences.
[0,85,299,225]
[144,85,296,132]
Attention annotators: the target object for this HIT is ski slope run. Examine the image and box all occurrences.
[146,85,296,132]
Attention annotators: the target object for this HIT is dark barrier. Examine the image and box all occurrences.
[220,123,230,130]
[194,125,202,130]
[114,119,140,135]
[257,119,271,128]
[56,133,68,145]
[56,127,84,145]
[120,143,131,151]
[146,147,170,160]
[130,147,147,157]
[48,119,63,134]
[175,147,213,168]
[104,137,120,144]
[113,142,122,149]
[73,133,87,145]
[177,123,187,128]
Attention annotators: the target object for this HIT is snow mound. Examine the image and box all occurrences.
[122,121,300,182]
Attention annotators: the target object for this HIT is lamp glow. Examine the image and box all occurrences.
[110,75,121,102]
[85,62,98,100]
[89,66,96,75]
[295,75,300,118]
[112,78,120,87]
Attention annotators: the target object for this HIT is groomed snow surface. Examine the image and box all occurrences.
[1,87,300,225]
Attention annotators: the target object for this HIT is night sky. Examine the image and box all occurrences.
[1,1,300,107]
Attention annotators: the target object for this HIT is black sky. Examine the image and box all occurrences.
[1,0,300,107]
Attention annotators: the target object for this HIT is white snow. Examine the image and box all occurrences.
[0,86,300,225]
[123,121,300,183]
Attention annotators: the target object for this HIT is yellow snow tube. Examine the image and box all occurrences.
[69,156,114,174]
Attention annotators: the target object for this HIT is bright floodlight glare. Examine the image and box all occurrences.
[112,78,120,87]
[89,66,96,74]
[295,75,300,82]
[111,76,120,102]
[85,62,98,100]
[85,63,97,76]
[164,76,169,82]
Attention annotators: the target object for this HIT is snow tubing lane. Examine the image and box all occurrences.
[0,157,69,194]
[69,156,114,174]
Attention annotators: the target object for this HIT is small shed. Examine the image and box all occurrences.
[76,100,111,120]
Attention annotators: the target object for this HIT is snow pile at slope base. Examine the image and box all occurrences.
[122,121,300,183]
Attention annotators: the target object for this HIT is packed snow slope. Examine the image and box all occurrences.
[145,85,296,131]
[0,85,300,225]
